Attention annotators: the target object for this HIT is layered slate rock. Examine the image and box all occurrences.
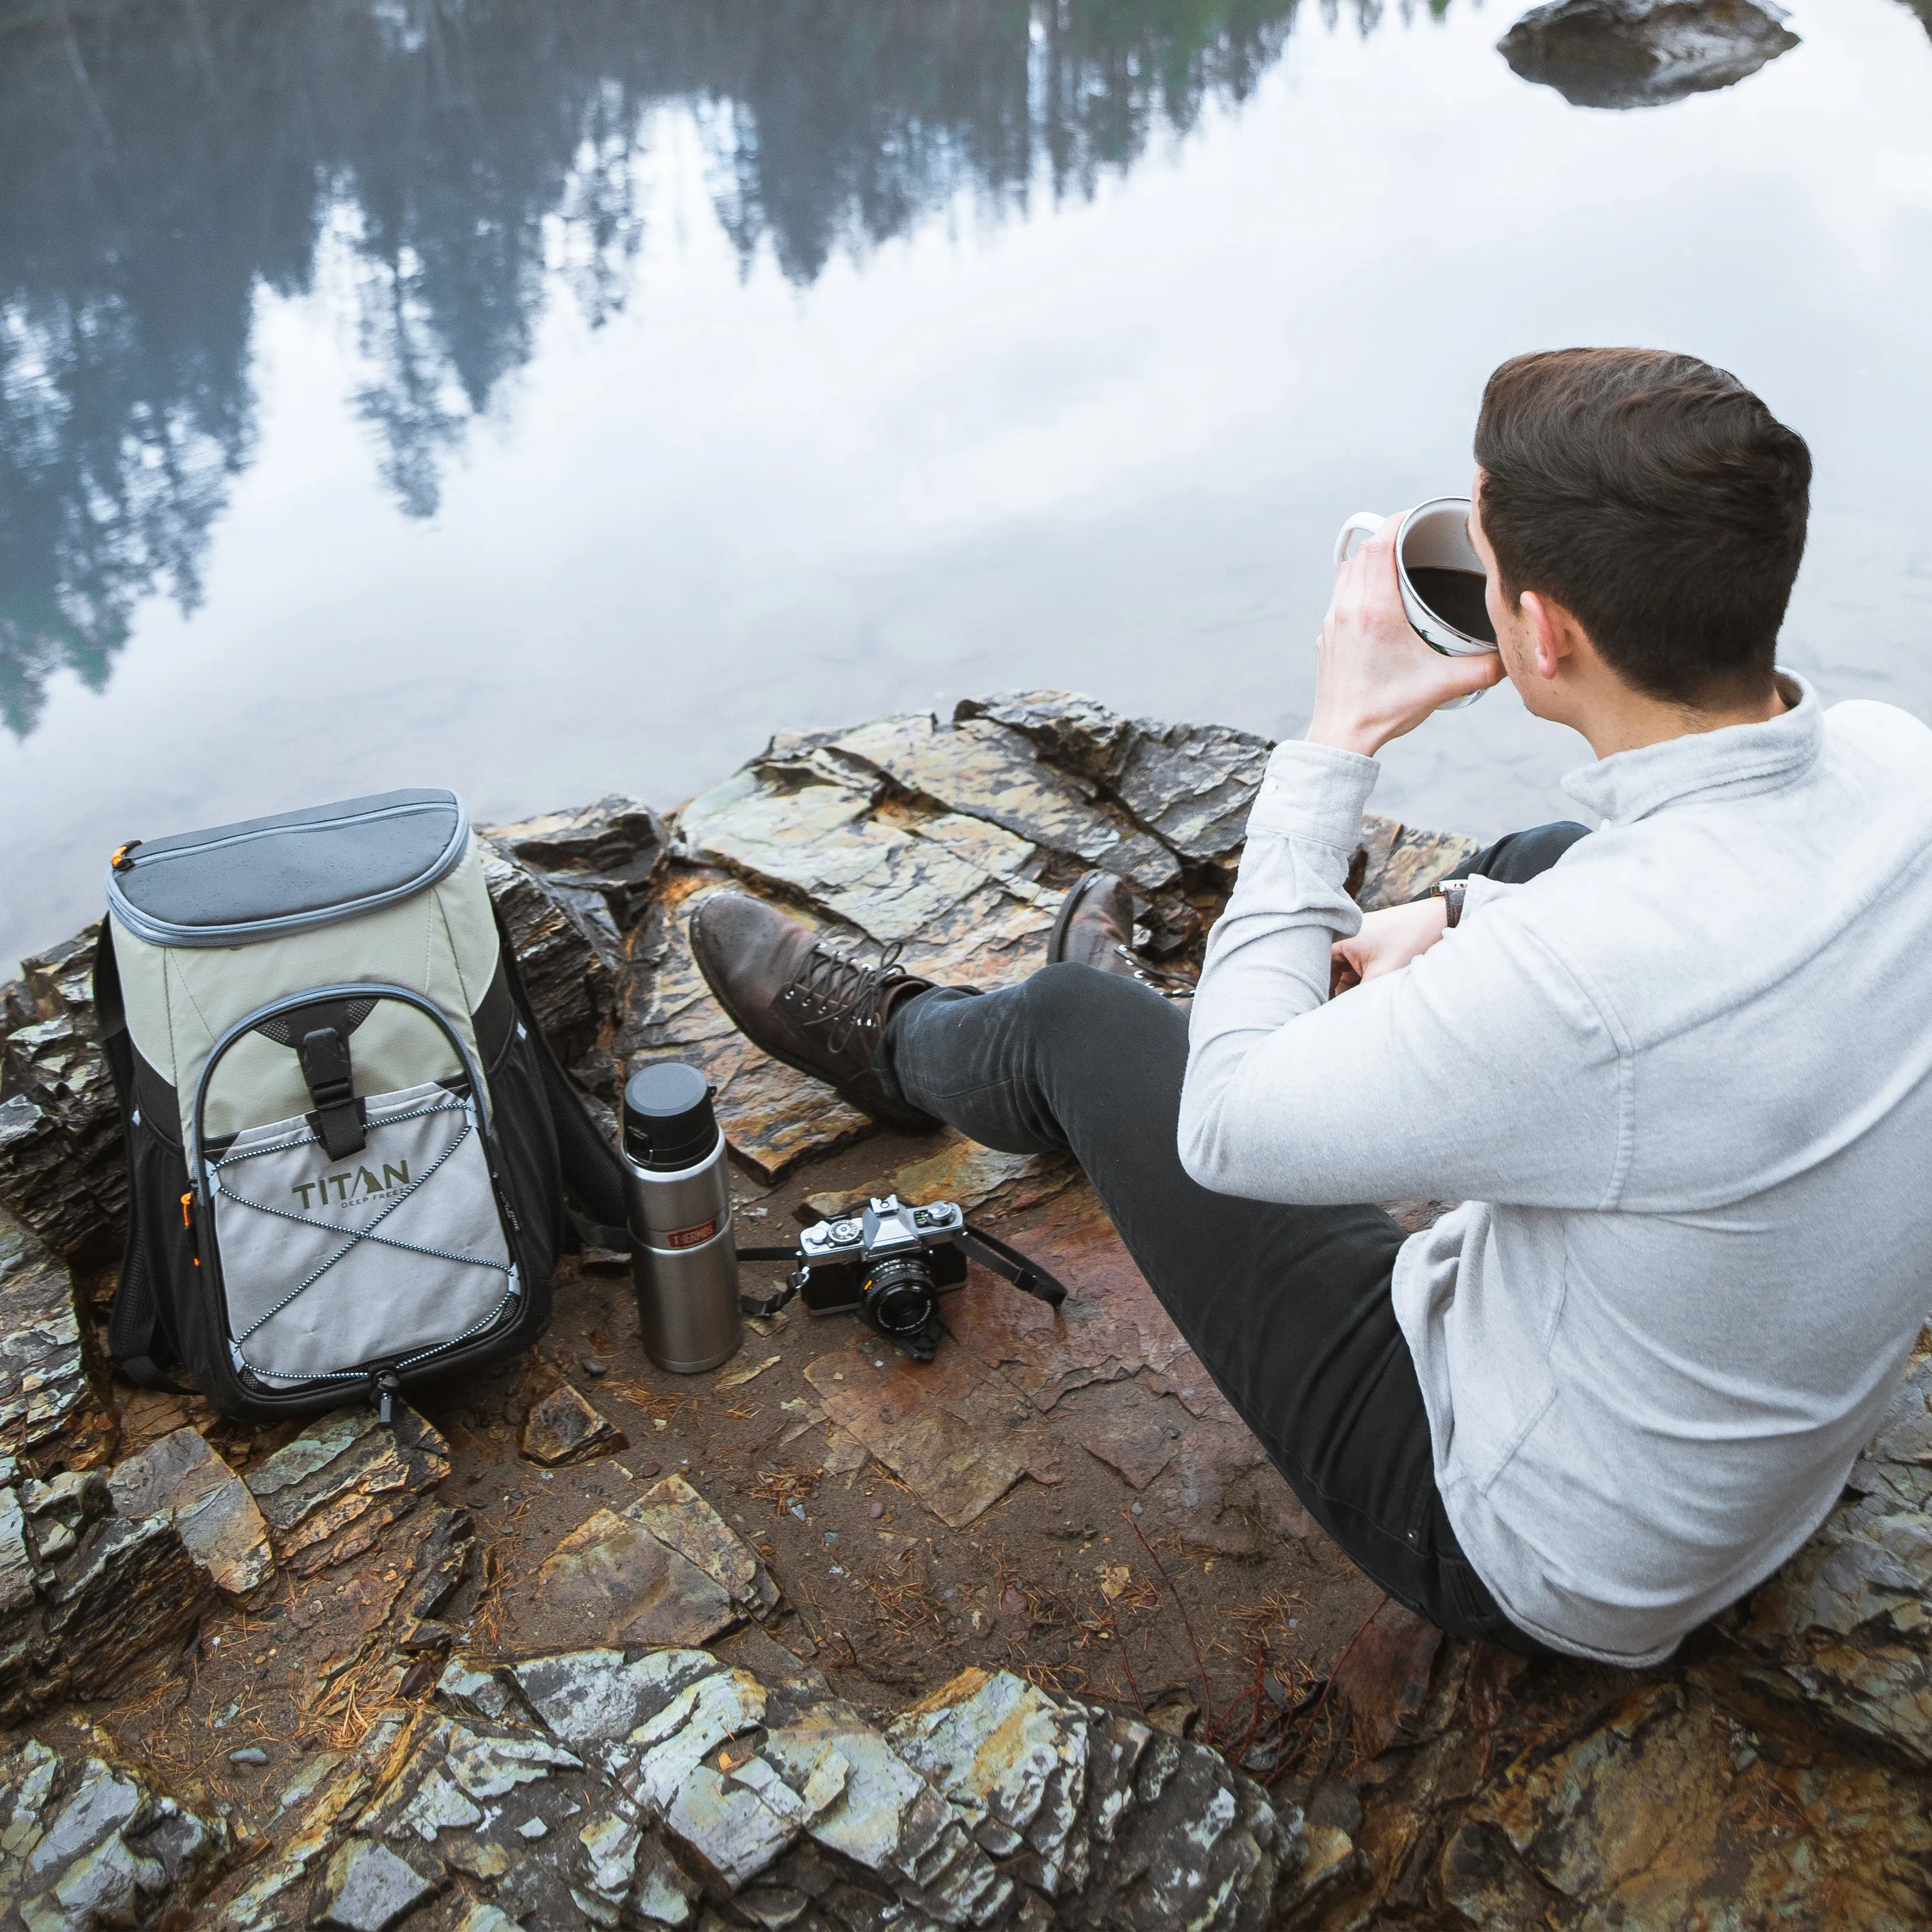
[475,841,621,1081]
[0,929,125,1263]
[521,1474,779,1651]
[956,690,1273,871]
[288,1647,1311,1931]
[0,1733,231,1929]
[106,1423,274,1599]
[1498,0,1799,109]
[244,1403,451,1577]
[519,1382,629,1468]
[483,793,667,933]
[0,1482,210,1721]
[1734,1354,1932,1765]
[0,1206,109,1476]
[826,712,1181,893]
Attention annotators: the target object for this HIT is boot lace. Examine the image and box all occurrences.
[787,939,914,1053]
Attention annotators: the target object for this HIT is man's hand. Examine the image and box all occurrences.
[1307,519,1503,757]
[1331,897,1450,997]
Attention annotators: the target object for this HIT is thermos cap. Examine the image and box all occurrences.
[623,1063,720,1172]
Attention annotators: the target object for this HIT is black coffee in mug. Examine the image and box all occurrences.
[1405,567,1496,645]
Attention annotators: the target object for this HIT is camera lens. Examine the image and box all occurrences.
[862,1254,937,1338]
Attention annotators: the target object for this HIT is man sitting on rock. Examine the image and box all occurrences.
[691,346,1932,1665]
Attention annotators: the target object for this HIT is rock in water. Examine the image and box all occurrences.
[1498,0,1799,109]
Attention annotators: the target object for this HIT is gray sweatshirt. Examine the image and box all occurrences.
[1179,679,1932,1665]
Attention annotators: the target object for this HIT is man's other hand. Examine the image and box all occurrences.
[1306,518,1503,757]
[1331,897,1451,997]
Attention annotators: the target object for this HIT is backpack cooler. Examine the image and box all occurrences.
[95,788,629,1421]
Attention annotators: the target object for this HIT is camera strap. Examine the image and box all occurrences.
[736,1245,803,1318]
[733,1228,1070,1320]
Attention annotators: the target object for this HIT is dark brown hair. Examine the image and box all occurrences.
[1474,348,1811,706]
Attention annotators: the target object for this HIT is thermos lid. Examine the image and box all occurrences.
[623,1062,719,1171]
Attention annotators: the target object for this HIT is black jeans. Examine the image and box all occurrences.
[879,821,1590,1651]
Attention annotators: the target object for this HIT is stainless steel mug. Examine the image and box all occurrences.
[621,1062,742,1373]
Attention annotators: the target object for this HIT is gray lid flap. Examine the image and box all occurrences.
[108,789,470,947]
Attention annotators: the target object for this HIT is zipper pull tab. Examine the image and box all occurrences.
[372,1368,401,1426]
[109,840,144,872]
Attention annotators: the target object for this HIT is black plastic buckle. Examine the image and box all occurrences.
[299,1026,367,1159]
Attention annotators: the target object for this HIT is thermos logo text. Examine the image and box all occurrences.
[291,1162,410,1210]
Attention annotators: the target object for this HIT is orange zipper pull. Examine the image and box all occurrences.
[111,840,144,872]
[181,1191,193,1227]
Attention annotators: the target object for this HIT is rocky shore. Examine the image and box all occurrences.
[1,690,1929,1929]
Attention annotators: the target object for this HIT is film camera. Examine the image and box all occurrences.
[738,1194,1068,1361]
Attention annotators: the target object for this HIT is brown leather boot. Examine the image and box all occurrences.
[1048,871,1197,996]
[688,892,941,1132]
[1046,871,1142,975]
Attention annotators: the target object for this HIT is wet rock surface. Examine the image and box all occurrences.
[1,691,1929,1926]
[1499,0,1800,109]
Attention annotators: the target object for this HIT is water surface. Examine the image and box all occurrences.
[3,0,1931,969]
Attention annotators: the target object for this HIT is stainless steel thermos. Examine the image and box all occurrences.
[621,1063,741,1373]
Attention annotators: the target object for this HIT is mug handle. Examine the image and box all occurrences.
[1334,511,1385,567]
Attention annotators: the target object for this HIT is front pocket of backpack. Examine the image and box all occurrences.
[208,1079,520,1387]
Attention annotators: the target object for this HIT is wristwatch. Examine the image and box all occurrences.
[1430,878,1469,929]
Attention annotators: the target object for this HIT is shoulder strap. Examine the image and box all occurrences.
[93,925,191,1390]
[490,907,634,1251]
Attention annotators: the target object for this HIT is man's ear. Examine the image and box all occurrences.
[1520,591,1582,681]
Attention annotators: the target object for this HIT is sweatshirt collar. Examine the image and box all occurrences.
[1560,673,1821,826]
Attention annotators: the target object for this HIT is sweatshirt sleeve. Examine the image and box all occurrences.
[1177,743,1625,1209]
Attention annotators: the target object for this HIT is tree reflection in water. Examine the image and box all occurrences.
[0,0,1395,734]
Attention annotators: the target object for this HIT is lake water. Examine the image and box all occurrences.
[4,0,1931,971]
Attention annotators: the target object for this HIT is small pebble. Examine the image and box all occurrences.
[538,1472,554,1482]
[635,1462,661,1480]
[581,1356,609,1377]
[1130,1502,1144,1516]
[829,1565,846,1577]
[1167,1427,1181,1440]
[517,1817,548,1840]
[869,1501,885,1520]
[228,1747,269,1766]
[823,1531,838,1546]
[789,1502,806,1522]
[873,1360,885,1370]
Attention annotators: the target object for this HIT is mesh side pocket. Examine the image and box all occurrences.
[209,1080,518,1387]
